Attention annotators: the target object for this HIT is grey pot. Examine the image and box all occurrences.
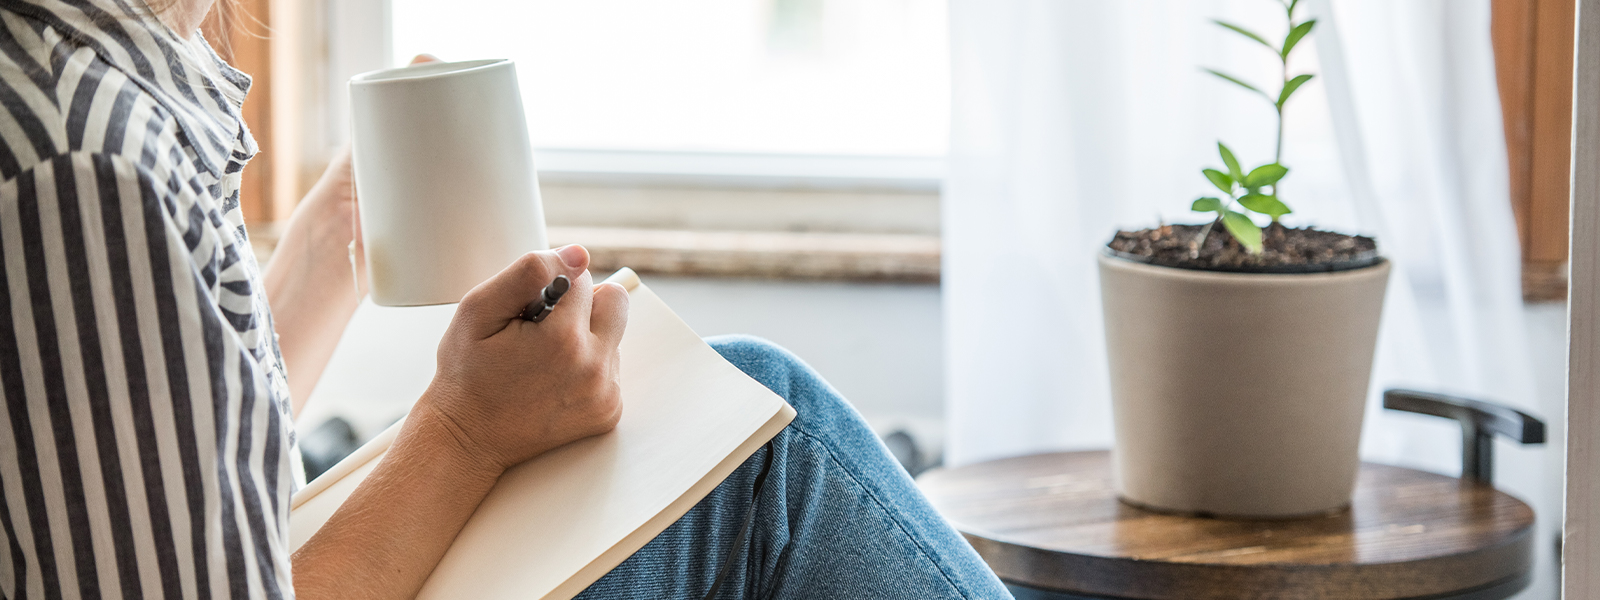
[1098,253,1391,518]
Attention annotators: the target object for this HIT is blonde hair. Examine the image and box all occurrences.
[141,0,244,57]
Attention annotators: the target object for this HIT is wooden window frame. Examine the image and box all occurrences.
[1495,0,1576,302]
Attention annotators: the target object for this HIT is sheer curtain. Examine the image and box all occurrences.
[944,0,1538,490]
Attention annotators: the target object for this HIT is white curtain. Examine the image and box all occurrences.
[944,0,1539,486]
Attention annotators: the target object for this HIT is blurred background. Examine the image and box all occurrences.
[212,0,1572,597]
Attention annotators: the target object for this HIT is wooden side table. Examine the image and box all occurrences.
[918,451,1535,600]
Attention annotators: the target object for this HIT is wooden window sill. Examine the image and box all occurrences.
[1524,260,1569,303]
[548,227,940,283]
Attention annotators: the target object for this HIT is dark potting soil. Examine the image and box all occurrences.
[1107,222,1379,273]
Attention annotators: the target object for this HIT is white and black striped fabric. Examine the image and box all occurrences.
[0,0,299,598]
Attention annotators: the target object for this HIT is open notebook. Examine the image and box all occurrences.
[287,268,797,599]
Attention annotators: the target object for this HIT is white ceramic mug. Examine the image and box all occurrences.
[350,59,549,306]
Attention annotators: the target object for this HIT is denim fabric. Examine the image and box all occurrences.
[574,335,1013,600]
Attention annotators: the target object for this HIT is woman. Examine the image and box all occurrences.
[0,0,1012,598]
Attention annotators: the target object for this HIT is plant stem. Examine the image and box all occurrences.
[1275,32,1289,163]
[1192,220,1216,259]
[1273,68,1285,199]
[1274,97,1284,164]
[1274,2,1294,197]
[1192,196,1241,258]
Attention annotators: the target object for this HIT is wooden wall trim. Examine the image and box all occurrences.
[1496,0,1538,251]
[1531,0,1578,263]
[202,0,277,224]
[1565,0,1600,594]
[1496,0,1577,302]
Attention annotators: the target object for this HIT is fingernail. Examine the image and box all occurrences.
[556,244,588,268]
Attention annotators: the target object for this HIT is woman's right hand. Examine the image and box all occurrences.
[293,245,628,598]
[410,244,630,476]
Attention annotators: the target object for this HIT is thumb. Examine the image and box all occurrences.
[457,249,582,338]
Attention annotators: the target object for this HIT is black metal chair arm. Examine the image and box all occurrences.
[1382,389,1546,485]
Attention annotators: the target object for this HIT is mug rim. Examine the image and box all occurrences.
[351,59,509,85]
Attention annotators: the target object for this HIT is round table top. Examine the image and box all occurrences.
[918,451,1535,600]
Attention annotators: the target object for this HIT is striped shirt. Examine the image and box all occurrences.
[0,0,299,598]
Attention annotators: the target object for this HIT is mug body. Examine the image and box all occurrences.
[351,59,549,306]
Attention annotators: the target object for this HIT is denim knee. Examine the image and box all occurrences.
[706,334,806,399]
[705,335,868,441]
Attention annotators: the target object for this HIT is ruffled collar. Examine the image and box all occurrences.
[9,0,256,176]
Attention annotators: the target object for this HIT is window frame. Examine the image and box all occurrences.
[1493,0,1575,302]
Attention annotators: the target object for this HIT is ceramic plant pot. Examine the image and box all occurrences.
[1098,253,1390,518]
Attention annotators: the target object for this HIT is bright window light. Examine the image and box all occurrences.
[390,0,949,158]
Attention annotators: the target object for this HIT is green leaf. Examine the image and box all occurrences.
[1277,74,1315,108]
[1203,169,1234,194]
[1213,20,1276,52]
[1205,69,1271,101]
[1192,197,1224,213]
[1281,20,1316,59]
[1218,143,1245,183]
[1288,0,1301,17]
[1244,163,1289,188]
[1223,211,1264,253]
[1238,194,1293,220]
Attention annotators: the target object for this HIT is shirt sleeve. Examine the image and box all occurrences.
[0,152,294,599]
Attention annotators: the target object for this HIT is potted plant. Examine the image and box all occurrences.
[1098,0,1389,518]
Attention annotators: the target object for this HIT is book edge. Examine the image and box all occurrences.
[541,401,798,600]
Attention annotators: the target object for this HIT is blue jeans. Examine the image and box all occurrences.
[575,336,1013,600]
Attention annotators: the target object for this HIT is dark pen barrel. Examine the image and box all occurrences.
[542,275,571,305]
[522,274,572,322]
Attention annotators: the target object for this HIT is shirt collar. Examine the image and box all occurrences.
[12,0,255,175]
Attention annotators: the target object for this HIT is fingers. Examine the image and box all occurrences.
[539,245,594,329]
[458,247,587,337]
[589,282,630,350]
[541,268,595,334]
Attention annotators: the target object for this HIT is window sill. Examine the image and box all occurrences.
[1523,260,1568,303]
[549,227,940,283]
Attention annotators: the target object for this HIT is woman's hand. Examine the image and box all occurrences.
[265,54,438,414]
[292,245,629,599]
[411,245,631,475]
[300,54,440,296]
[262,141,363,413]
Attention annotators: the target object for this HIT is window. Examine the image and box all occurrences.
[244,0,949,281]
[382,0,949,180]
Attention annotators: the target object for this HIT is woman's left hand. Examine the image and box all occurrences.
[298,53,440,297]
[263,53,440,414]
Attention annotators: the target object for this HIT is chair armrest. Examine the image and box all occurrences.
[1382,389,1546,485]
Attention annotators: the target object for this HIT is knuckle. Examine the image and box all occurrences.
[599,282,630,305]
[599,409,621,433]
[554,326,586,354]
[582,364,619,415]
[456,285,489,311]
[515,251,555,278]
[575,358,606,391]
[593,387,622,432]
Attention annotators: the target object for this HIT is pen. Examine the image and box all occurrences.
[521,275,571,322]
